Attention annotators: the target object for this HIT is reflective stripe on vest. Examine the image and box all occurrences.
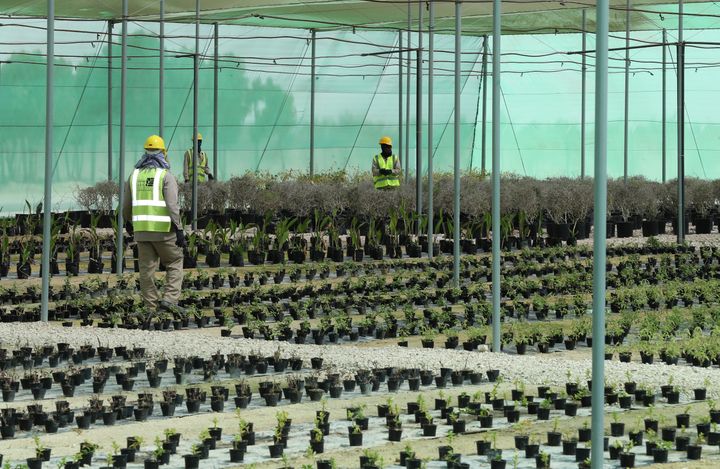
[373,154,400,189]
[131,168,172,232]
[187,150,208,182]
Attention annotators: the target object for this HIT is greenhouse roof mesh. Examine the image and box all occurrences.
[0,0,711,35]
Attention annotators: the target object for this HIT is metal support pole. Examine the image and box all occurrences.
[428,0,434,258]
[191,0,200,230]
[213,22,219,178]
[416,1,423,228]
[662,29,666,182]
[581,9,587,178]
[399,30,403,181]
[310,29,316,177]
[116,0,128,277]
[678,41,685,243]
[591,0,609,467]
[677,0,685,244]
[159,0,164,137]
[41,0,54,321]
[491,0,501,352]
[481,35,488,174]
[453,1,461,286]
[416,47,423,230]
[623,0,630,180]
[405,1,411,181]
[107,20,113,180]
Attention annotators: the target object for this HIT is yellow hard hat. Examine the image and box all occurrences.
[379,136,393,146]
[193,133,203,141]
[144,135,166,152]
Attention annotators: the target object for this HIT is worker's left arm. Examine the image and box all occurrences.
[392,155,402,176]
[203,153,213,179]
[163,173,183,232]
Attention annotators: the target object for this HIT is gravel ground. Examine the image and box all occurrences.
[577,230,720,247]
[6,323,720,399]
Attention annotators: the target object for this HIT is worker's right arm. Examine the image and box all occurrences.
[183,150,190,183]
[121,179,132,223]
[371,156,380,177]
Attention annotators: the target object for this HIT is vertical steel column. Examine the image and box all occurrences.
[428,0,435,258]
[581,10,587,178]
[191,0,200,230]
[491,0,501,352]
[41,0,55,321]
[310,29,316,177]
[623,0,630,180]
[677,0,685,243]
[159,0,165,137]
[481,35,488,174]
[662,29,666,182]
[405,1,411,180]
[591,0,609,467]
[416,2,423,227]
[399,30,403,181]
[107,21,113,180]
[213,22,219,178]
[416,48,423,229]
[116,0,128,277]
[453,1,461,287]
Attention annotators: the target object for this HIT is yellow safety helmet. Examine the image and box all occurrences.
[193,133,203,141]
[379,136,393,146]
[144,135,166,152]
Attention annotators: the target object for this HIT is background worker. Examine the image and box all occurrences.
[123,135,186,314]
[183,133,214,183]
[372,136,401,190]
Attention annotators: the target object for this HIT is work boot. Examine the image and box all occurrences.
[159,300,187,316]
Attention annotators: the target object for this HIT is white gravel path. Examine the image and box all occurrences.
[5,323,719,397]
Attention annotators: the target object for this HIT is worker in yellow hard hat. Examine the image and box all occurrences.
[122,135,185,315]
[183,133,214,183]
[372,136,401,190]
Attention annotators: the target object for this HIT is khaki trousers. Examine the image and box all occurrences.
[137,238,183,309]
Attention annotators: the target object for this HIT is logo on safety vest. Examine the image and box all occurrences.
[145,178,154,187]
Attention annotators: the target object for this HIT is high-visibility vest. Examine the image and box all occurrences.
[373,154,400,189]
[130,168,172,232]
[187,149,208,182]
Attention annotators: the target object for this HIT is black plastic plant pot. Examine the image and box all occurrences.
[611,422,625,437]
[562,440,577,455]
[490,459,506,469]
[268,443,285,458]
[676,435,690,451]
[535,454,550,469]
[348,432,363,446]
[388,427,402,441]
[476,440,491,455]
[186,399,201,413]
[486,369,500,382]
[687,445,702,460]
[229,448,245,462]
[144,460,159,469]
[112,454,128,468]
[183,455,199,469]
[547,432,561,446]
[26,458,42,469]
[652,448,668,463]
[76,414,91,429]
[694,388,707,400]
[525,444,539,459]
[514,435,529,450]
[619,452,635,468]
[406,459,422,469]
[537,407,550,420]
[575,447,590,462]
[422,423,437,437]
